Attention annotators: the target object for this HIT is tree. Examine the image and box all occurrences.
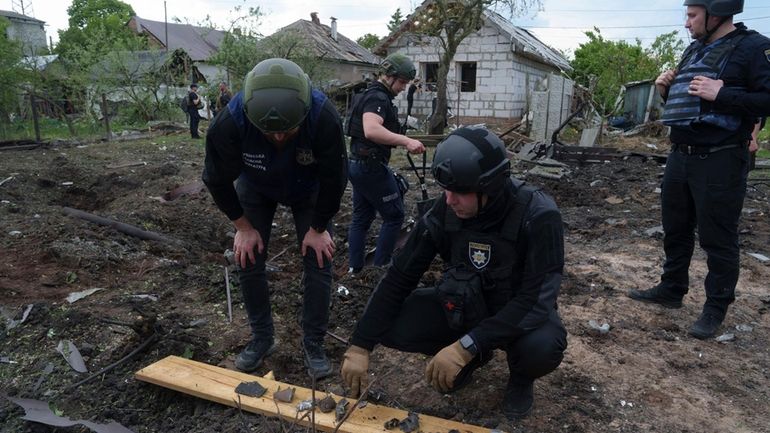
[407,0,541,133]
[356,33,381,50]
[0,17,25,127]
[388,8,404,33]
[210,6,330,88]
[571,29,685,115]
[56,0,141,63]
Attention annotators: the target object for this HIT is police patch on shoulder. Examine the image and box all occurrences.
[468,242,491,269]
[296,148,315,165]
[765,48,770,63]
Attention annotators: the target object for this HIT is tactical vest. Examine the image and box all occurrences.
[228,89,327,201]
[346,82,399,163]
[424,179,537,327]
[661,34,747,131]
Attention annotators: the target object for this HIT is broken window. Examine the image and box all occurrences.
[424,62,439,89]
[458,62,477,92]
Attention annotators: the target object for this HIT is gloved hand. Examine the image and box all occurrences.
[425,340,474,393]
[341,345,370,397]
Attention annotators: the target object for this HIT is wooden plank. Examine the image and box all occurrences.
[135,356,500,433]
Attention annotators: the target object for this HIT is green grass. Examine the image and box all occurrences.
[758,124,769,143]
[0,114,187,142]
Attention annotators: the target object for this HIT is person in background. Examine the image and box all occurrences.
[214,82,233,118]
[346,53,425,274]
[188,83,202,139]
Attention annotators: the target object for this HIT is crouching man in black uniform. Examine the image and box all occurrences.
[341,126,567,419]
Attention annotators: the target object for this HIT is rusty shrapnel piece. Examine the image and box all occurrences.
[273,387,295,403]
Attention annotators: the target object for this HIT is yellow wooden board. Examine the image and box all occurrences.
[135,356,501,433]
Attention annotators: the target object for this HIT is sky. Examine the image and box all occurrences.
[4,0,770,58]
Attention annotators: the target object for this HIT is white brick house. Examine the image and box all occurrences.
[375,7,573,128]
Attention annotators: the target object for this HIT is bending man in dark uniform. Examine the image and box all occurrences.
[628,0,770,339]
[203,58,347,378]
[341,126,567,419]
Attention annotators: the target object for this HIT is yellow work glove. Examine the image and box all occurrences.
[341,345,370,398]
[425,340,475,393]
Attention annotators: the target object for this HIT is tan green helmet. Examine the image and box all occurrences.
[243,58,311,133]
[380,53,416,80]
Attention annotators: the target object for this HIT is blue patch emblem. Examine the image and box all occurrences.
[468,242,491,269]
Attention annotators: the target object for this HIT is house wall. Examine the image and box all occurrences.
[5,18,47,55]
[323,61,379,84]
[385,19,564,125]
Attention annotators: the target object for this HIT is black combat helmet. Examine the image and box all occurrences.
[431,126,510,195]
[243,58,311,133]
[682,0,743,16]
[380,53,416,81]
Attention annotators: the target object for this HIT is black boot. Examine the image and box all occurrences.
[689,310,724,340]
[302,339,333,379]
[235,338,276,372]
[628,283,683,309]
[502,376,534,419]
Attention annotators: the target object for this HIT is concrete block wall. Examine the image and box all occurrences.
[385,19,568,126]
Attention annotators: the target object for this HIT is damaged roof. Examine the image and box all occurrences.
[273,19,380,65]
[0,10,45,24]
[130,16,226,62]
[374,2,570,72]
[484,11,571,72]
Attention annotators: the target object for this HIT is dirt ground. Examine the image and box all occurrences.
[1,129,769,433]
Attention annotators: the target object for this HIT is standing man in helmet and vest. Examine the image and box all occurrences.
[628,0,770,339]
[346,52,426,274]
[341,126,567,419]
[202,58,347,379]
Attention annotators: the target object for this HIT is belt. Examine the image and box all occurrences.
[671,143,744,155]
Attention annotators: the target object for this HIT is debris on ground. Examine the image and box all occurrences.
[234,381,267,398]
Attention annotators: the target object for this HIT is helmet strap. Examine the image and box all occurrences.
[702,12,727,42]
[476,192,484,216]
[381,76,398,96]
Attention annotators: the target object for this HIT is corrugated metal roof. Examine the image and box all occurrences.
[132,16,225,62]
[272,19,380,65]
[484,11,572,72]
[0,10,45,24]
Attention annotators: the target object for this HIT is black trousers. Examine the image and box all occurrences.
[379,288,567,382]
[189,109,201,138]
[659,145,749,317]
[234,180,332,342]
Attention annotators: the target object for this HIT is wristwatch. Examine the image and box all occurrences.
[459,334,478,357]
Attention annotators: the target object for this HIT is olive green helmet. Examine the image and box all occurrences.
[380,53,416,81]
[682,0,743,16]
[243,58,312,133]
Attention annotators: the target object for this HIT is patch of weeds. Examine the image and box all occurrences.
[66,271,78,284]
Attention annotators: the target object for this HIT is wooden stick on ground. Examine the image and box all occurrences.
[62,207,177,243]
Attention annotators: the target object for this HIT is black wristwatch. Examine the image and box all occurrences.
[459,334,478,356]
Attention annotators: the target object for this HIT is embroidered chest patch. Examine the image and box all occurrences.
[765,48,770,63]
[468,242,491,269]
[296,148,315,165]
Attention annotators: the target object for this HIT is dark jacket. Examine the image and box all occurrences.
[202,89,348,231]
[351,179,564,353]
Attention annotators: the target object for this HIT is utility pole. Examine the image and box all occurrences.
[164,1,169,53]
